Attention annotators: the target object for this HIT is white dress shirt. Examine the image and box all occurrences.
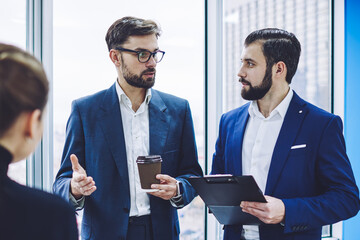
[115,81,152,217]
[242,89,293,240]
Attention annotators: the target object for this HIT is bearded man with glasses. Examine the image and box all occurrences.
[53,16,203,240]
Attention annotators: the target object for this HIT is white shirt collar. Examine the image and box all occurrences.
[115,80,152,105]
[248,88,293,119]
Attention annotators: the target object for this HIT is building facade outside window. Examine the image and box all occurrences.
[223,0,330,113]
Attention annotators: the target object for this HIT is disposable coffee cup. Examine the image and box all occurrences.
[136,155,162,191]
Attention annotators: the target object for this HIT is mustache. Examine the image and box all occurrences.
[142,68,156,75]
[239,77,251,85]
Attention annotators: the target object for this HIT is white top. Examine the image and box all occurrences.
[242,89,293,240]
[115,81,152,217]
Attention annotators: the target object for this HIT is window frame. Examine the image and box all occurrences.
[25,0,54,192]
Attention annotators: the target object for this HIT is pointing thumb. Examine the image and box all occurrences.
[70,154,82,172]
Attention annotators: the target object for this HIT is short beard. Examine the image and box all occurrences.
[240,66,272,100]
[121,59,155,89]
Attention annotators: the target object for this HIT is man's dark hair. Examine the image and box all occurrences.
[105,16,161,51]
[244,28,301,84]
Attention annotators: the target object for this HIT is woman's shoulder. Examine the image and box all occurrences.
[5,179,74,215]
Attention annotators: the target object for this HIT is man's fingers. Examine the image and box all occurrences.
[241,197,285,224]
[241,201,266,211]
[82,186,97,196]
[148,189,172,200]
[151,183,175,192]
[74,176,94,187]
[77,180,96,195]
[156,174,176,183]
[242,205,264,216]
[149,183,177,200]
[80,179,95,189]
[72,174,86,182]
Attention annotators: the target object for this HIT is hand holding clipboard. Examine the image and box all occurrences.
[188,175,267,225]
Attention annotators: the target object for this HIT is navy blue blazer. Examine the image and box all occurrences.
[211,91,360,240]
[53,83,203,240]
[0,145,78,240]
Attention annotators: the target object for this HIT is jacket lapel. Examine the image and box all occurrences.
[265,92,307,195]
[98,83,129,187]
[149,90,169,155]
[231,104,250,176]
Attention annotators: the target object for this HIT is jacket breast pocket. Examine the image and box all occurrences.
[288,146,307,157]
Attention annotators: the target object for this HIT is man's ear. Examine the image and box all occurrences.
[273,61,287,78]
[25,109,42,139]
[109,49,121,67]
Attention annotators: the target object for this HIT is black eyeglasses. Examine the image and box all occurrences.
[115,47,165,63]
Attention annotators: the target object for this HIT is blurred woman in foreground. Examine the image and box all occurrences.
[0,43,78,240]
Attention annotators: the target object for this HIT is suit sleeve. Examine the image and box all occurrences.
[53,100,86,206]
[175,101,204,207]
[282,115,360,233]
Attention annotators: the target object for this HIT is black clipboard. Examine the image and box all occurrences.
[188,175,266,225]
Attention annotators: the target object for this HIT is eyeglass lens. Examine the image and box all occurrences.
[138,51,164,63]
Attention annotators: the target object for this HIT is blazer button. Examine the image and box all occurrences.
[123,207,129,213]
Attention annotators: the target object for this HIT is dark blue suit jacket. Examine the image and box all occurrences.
[211,91,360,240]
[53,83,203,240]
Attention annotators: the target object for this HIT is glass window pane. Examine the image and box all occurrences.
[223,0,330,112]
[0,0,27,185]
[53,1,205,239]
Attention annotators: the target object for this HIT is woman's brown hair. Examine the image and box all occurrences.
[0,43,49,137]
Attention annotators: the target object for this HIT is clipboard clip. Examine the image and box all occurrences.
[203,174,235,183]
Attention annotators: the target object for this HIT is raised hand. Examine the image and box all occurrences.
[70,154,96,199]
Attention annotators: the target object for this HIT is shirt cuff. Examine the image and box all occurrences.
[170,194,184,208]
[69,192,85,210]
[170,180,184,208]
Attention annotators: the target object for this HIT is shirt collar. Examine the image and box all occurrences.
[248,88,293,119]
[115,80,152,105]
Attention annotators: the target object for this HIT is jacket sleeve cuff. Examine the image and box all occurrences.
[69,192,85,210]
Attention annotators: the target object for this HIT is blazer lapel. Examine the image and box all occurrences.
[98,83,129,187]
[231,104,250,176]
[265,92,307,195]
[149,90,169,155]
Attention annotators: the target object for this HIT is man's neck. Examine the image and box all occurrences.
[117,78,146,112]
[256,85,290,118]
